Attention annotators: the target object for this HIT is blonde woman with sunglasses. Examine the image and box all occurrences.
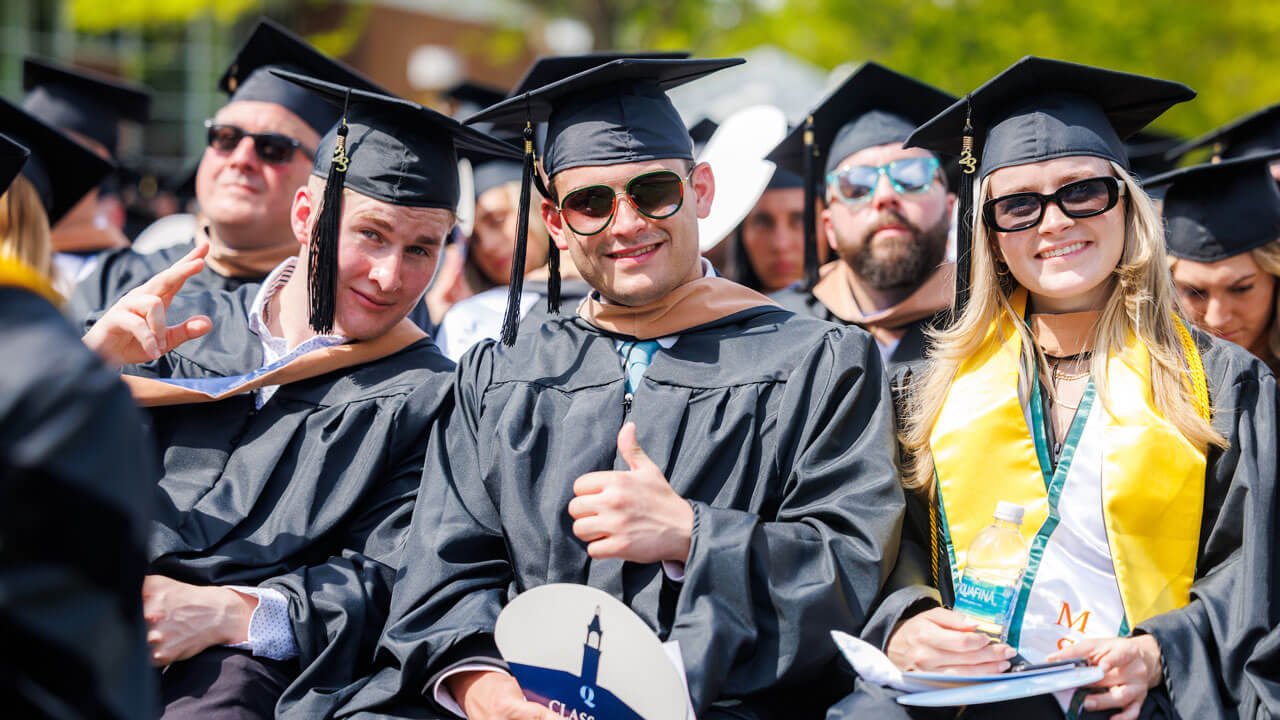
[831,58,1278,720]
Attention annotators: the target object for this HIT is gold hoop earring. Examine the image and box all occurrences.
[995,259,1011,277]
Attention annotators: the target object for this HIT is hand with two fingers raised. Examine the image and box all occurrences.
[83,243,213,366]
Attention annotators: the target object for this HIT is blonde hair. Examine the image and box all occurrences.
[902,161,1227,494]
[0,175,53,279]
[1250,238,1280,364]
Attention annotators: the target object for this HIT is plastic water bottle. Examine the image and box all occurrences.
[952,501,1029,641]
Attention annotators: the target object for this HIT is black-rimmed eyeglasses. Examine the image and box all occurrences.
[983,176,1125,233]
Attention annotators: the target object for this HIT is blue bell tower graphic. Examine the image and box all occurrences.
[506,603,647,720]
[580,607,602,687]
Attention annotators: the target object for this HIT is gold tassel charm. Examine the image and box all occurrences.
[331,132,349,173]
[959,134,977,175]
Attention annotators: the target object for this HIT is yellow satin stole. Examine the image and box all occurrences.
[0,254,60,305]
[930,289,1208,626]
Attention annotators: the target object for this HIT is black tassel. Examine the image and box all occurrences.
[308,90,351,335]
[801,114,820,291]
[951,95,978,327]
[546,234,561,314]
[500,122,536,346]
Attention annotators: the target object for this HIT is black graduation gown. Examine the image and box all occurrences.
[125,285,457,718]
[517,278,593,329]
[333,305,905,719]
[833,331,1280,720]
[67,239,258,329]
[1,286,156,719]
[769,285,939,375]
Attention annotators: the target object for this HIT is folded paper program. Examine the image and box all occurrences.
[829,631,1105,707]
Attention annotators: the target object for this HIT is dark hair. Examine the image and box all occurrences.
[729,226,767,292]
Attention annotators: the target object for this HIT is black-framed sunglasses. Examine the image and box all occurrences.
[983,176,1126,233]
[204,120,315,166]
[827,156,941,204]
[558,169,691,236]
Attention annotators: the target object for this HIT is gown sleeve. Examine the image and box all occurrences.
[1136,359,1279,719]
[0,288,157,720]
[265,375,456,718]
[669,326,905,709]
[328,340,511,718]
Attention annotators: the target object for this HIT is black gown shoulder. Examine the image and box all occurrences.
[0,287,156,719]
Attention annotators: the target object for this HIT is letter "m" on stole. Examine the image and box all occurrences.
[1056,601,1091,633]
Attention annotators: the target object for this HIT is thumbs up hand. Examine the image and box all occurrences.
[568,422,694,564]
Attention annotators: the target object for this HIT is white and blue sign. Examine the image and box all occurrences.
[495,584,689,720]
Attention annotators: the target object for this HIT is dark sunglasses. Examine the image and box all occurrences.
[204,121,315,166]
[983,176,1125,233]
[558,169,690,236]
[827,156,940,204]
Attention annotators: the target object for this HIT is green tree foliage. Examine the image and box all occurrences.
[546,0,1280,143]
[61,0,1280,143]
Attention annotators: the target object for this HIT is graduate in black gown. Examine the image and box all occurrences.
[0,134,157,719]
[0,91,116,282]
[67,18,389,327]
[766,63,956,375]
[81,75,521,720]
[21,56,152,292]
[327,57,905,720]
[829,57,1279,720]
[1146,152,1280,376]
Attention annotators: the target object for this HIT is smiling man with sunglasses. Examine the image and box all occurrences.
[331,57,904,720]
[768,63,957,372]
[67,18,388,328]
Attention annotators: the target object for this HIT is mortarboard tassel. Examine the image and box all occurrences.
[801,114,820,291]
[308,89,351,335]
[500,120,537,346]
[951,95,978,325]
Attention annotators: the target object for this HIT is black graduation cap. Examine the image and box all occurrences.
[766,62,957,288]
[465,57,743,345]
[1124,129,1183,181]
[272,70,522,334]
[0,134,30,197]
[220,18,389,135]
[458,121,525,200]
[509,51,691,97]
[904,56,1195,318]
[766,167,805,190]
[22,57,151,159]
[443,80,508,116]
[0,95,115,226]
[1145,151,1280,263]
[1164,103,1280,164]
[472,58,741,177]
[691,115,721,149]
[470,158,525,199]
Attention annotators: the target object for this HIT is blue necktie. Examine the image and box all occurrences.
[619,340,660,394]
